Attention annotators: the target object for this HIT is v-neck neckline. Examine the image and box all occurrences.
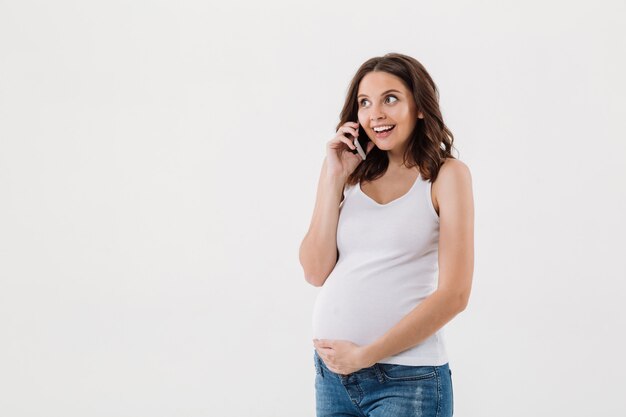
[358,172,421,207]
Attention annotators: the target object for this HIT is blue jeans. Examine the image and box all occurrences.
[314,350,453,417]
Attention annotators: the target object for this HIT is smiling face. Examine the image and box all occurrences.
[357,71,423,160]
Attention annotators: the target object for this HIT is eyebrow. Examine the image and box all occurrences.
[357,89,403,98]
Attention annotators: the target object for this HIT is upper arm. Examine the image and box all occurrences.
[433,159,474,308]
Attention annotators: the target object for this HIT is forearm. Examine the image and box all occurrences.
[305,171,344,244]
[363,289,466,365]
[299,161,346,285]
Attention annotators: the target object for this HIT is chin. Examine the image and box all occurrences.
[373,142,394,150]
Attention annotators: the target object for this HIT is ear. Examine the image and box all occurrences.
[418,112,424,119]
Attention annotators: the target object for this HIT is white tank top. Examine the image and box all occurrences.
[311,171,448,366]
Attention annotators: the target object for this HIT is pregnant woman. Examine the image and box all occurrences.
[299,52,474,417]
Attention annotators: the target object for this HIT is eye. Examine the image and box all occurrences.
[359,95,398,107]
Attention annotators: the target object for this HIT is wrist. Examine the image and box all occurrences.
[362,341,383,367]
[321,171,346,191]
[322,171,347,186]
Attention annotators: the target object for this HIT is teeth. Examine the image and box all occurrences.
[373,125,394,132]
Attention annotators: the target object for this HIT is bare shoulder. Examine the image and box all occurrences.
[431,158,473,213]
[438,158,471,180]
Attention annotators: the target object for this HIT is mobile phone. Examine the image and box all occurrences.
[350,124,370,160]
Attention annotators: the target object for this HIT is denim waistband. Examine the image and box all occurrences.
[313,349,450,383]
[314,349,386,383]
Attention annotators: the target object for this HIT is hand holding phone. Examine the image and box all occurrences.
[325,121,374,180]
[349,124,371,160]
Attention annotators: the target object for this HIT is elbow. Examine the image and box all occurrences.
[455,289,471,313]
[457,296,469,313]
[438,275,472,313]
[299,258,326,287]
[302,264,335,287]
[304,273,326,287]
[440,288,470,314]
[299,254,333,287]
[301,260,330,287]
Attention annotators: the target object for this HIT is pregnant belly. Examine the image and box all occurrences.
[311,276,421,346]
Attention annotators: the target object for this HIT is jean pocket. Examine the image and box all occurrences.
[378,363,437,382]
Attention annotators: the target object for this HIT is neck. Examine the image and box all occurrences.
[386,147,415,170]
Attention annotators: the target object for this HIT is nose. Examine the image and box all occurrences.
[369,103,386,121]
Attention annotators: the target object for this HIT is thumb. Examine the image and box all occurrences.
[366,141,376,154]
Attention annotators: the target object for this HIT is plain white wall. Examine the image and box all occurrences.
[1,0,625,416]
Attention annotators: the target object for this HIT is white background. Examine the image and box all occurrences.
[1,1,625,416]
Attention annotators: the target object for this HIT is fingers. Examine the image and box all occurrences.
[327,133,354,149]
[336,124,359,139]
[324,121,362,174]
[315,348,351,375]
[314,339,332,348]
[316,349,336,371]
[334,126,358,150]
[337,135,356,151]
[334,122,374,157]
[320,357,349,376]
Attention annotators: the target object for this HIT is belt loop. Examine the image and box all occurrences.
[373,363,385,384]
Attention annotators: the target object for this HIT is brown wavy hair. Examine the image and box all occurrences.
[338,53,457,185]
